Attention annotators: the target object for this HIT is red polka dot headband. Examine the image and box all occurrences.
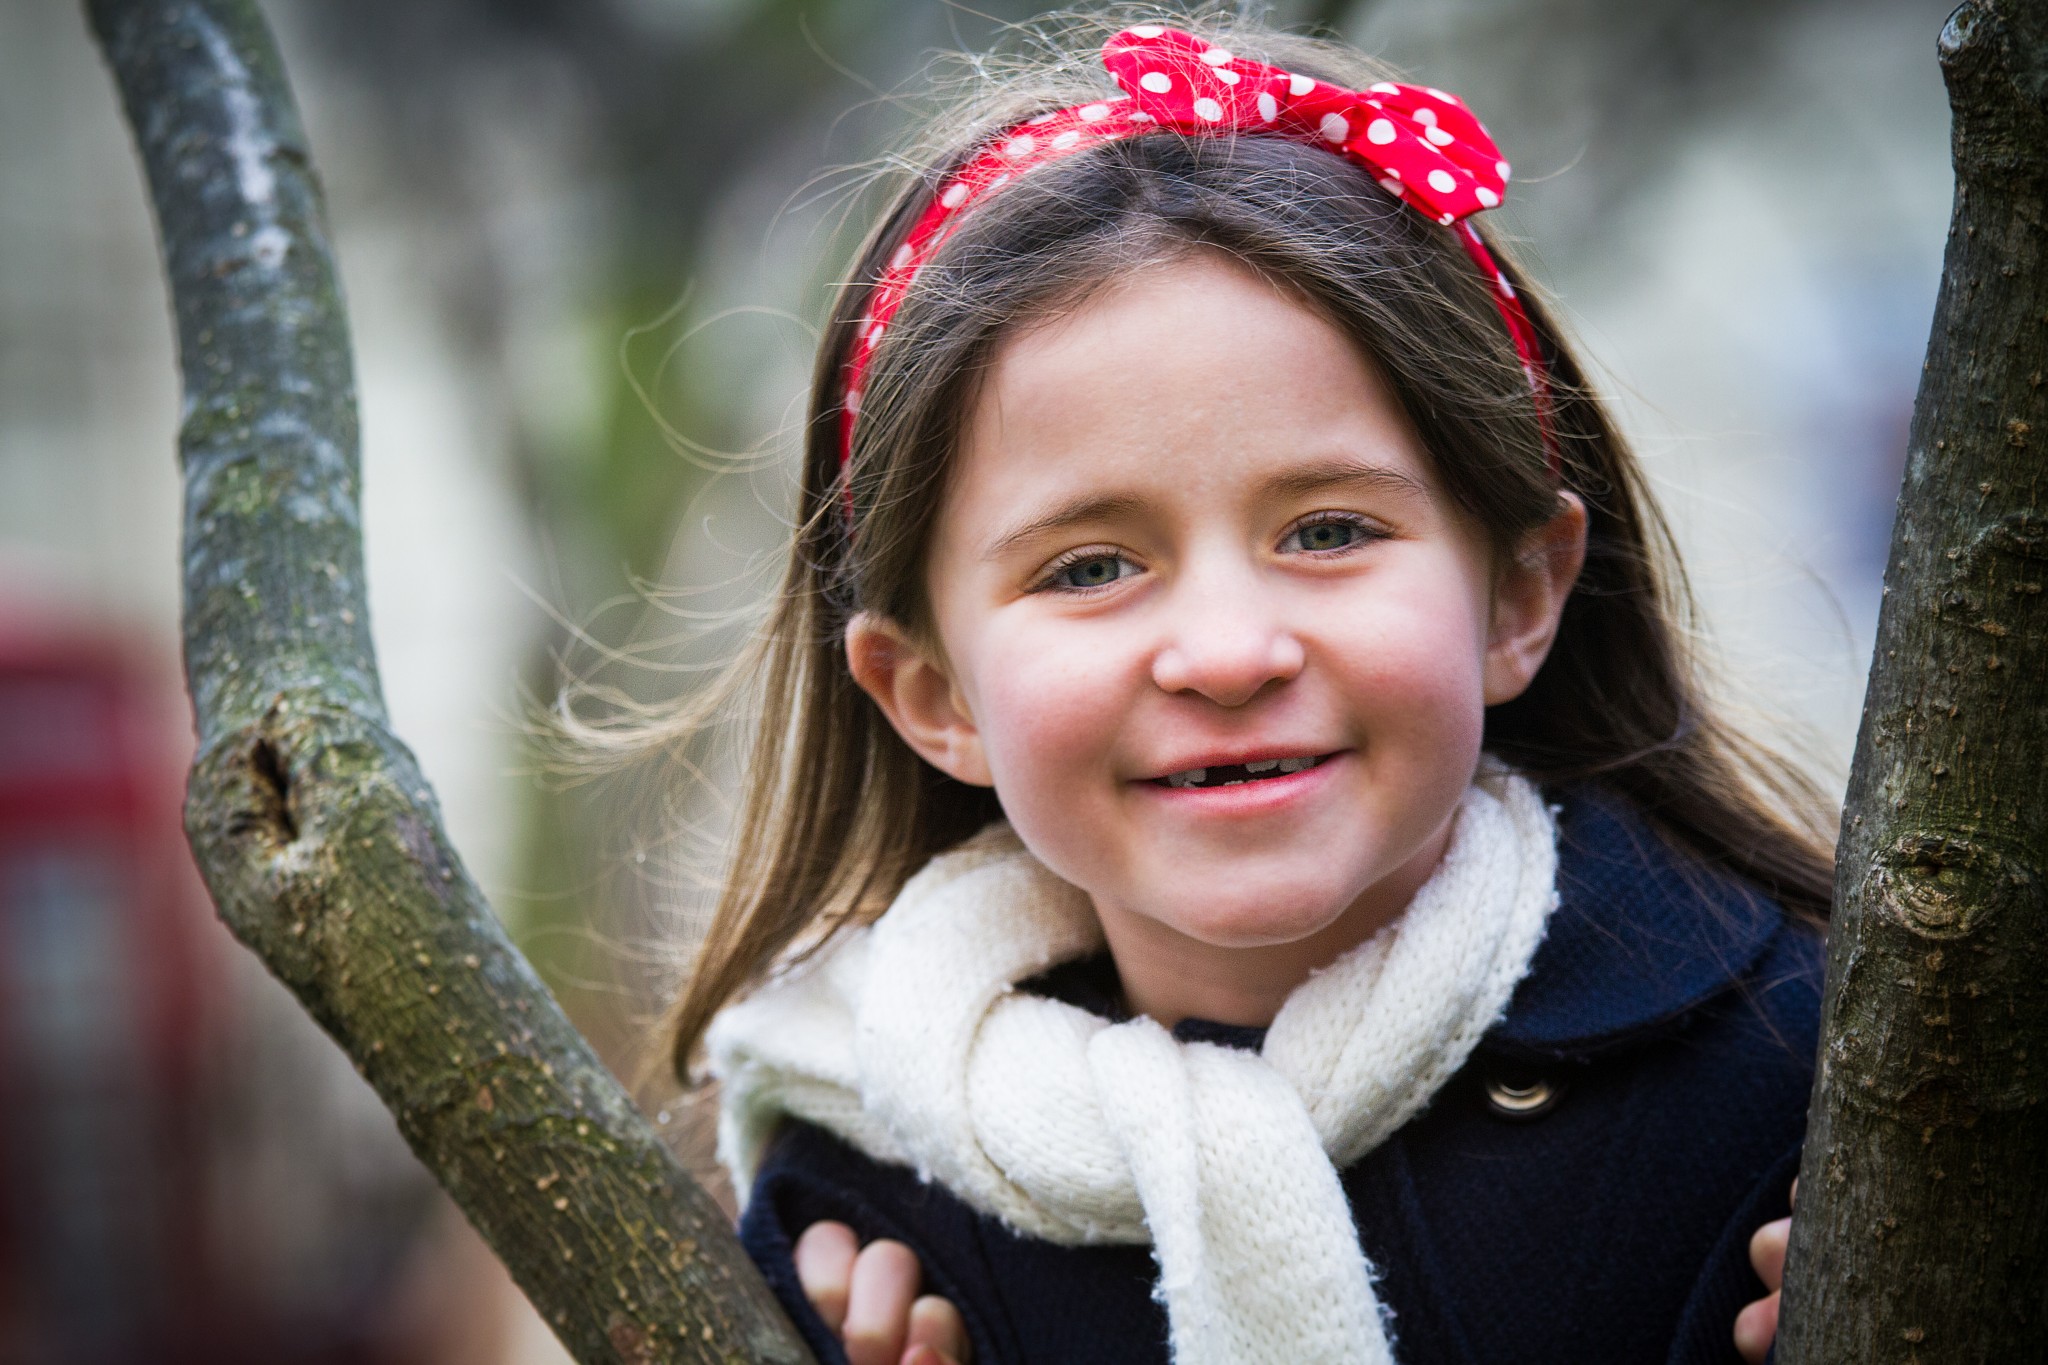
[838,25,1559,499]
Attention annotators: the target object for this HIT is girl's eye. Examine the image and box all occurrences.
[1281,514,1379,555]
[1041,551,1139,592]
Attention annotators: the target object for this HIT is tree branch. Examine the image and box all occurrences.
[1778,2,2048,1360]
[84,2,813,1359]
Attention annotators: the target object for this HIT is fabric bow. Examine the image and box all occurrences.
[1100,25,1509,226]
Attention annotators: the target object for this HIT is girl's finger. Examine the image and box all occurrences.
[793,1222,860,1334]
[1749,1215,1791,1291]
[1732,1288,1780,1365]
[843,1238,922,1365]
[905,1293,972,1364]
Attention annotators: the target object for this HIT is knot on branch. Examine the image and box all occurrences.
[1940,2,1984,66]
[242,733,299,843]
[1940,1,2048,173]
[206,693,336,859]
[1869,830,2038,940]
[185,690,446,980]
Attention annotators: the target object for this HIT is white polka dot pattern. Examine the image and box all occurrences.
[1093,30,1512,234]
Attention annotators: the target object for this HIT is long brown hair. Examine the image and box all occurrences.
[643,9,1836,1082]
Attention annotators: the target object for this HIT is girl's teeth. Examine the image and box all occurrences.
[1162,756,1324,788]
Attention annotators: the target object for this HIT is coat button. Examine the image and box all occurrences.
[1482,1073,1562,1120]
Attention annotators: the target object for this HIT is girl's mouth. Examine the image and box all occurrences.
[1155,754,1330,789]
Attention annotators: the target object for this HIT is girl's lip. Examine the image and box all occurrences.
[1136,750,1346,813]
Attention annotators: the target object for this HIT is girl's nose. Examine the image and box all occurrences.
[1150,586,1306,708]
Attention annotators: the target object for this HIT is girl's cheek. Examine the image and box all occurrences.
[1324,594,1492,744]
[973,628,1130,775]
[964,625,1137,874]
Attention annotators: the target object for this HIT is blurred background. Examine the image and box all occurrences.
[0,0,1954,1359]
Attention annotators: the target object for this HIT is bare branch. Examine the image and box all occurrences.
[83,1,813,1359]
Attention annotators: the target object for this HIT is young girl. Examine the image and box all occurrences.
[657,13,1826,1364]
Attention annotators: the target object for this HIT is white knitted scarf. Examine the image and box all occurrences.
[709,765,1558,1365]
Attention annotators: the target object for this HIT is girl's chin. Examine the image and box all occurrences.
[1126,892,1362,951]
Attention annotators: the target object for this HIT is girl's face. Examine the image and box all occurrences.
[850,253,1583,1003]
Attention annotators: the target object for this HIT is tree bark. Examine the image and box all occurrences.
[1777,2,2048,1361]
[84,2,813,1361]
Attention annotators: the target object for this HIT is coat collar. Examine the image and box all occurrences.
[1024,785,1786,1058]
[1483,785,1784,1058]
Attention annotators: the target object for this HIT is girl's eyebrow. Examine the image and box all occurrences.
[983,492,1148,561]
[1264,456,1431,502]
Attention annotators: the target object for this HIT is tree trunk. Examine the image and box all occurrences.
[84,2,813,1361]
[1777,2,2048,1361]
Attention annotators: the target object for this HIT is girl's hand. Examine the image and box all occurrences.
[793,1221,972,1365]
[1733,1181,1795,1364]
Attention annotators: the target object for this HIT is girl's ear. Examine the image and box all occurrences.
[1483,492,1589,706]
[845,612,995,787]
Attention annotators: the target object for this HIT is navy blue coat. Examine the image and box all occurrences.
[737,789,1824,1364]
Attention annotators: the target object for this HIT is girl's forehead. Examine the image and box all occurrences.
[945,255,1435,521]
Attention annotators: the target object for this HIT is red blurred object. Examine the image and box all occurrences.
[0,608,219,1364]
[0,604,497,1365]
